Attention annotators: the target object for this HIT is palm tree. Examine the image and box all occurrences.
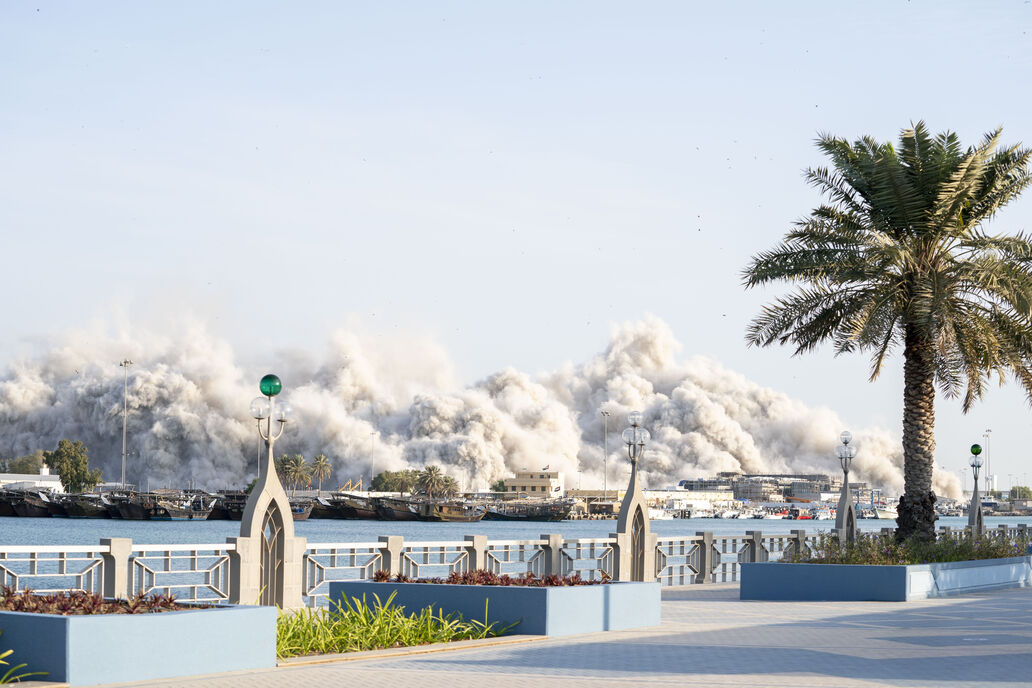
[743,122,1032,541]
[311,454,331,495]
[418,465,446,499]
[283,454,310,496]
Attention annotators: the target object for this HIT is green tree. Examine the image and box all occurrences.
[311,454,331,495]
[42,440,102,493]
[744,123,1032,541]
[490,478,508,493]
[282,454,310,496]
[1010,485,1032,499]
[418,465,446,499]
[441,475,459,497]
[372,469,421,494]
[6,450,44,474]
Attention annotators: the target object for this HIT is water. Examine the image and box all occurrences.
[0,515,1026,547]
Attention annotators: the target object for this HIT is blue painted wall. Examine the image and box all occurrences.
[329,581,660,637]
[0,605,276,686]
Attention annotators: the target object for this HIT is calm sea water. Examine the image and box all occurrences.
[0,515,1026,547]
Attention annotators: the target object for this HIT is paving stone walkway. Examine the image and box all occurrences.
[100,584,1032,688]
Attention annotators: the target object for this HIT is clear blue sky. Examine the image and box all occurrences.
[3,1,1032,486]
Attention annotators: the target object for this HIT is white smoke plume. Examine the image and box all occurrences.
[0,316,961,499]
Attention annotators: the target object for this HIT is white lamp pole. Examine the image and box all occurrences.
[600,409,611,498]
[119,359,133,488]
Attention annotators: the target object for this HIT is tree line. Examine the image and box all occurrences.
[1,440,102,494]
[371,466,460,498]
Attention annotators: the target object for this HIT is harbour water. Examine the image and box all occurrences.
[0,515,1026,547]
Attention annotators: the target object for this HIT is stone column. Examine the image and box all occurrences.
[464,535,487,572]
[540,533,565,576]
[100,537,133,599]
[378,536,404,576]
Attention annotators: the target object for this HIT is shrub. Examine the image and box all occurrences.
[785,532,1030,565]
[0,587,207,615]
[370,570,602,586]
[276,591,509,658]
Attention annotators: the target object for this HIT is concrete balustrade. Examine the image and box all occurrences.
[0,523,1025,607]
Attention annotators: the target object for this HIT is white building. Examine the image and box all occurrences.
[0,465,64,493]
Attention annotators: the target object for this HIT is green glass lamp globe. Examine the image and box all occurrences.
[970,443,982,456]
[259,374,282,397]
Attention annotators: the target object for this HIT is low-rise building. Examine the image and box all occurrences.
[503,470,564,496]
[0,465,64,492]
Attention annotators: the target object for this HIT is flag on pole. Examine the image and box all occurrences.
[541,465,550,470]
[553,486,561,492]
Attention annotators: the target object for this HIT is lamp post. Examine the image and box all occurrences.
[234,373,304,611]
[369,432,376,493]
[834,431,858,542]
[600,409,611,498]
[968,444,985,535]
[983,428,992,494]
[615,411,652,581]
[119,359,133,488]
[249,374,291,480]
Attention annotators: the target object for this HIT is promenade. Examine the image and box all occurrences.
[86,583,1030,688]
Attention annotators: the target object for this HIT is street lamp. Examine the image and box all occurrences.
[621,411,650,465]
[119,359,133,488]
[600,409,611,497]
[968,443,985,535]
[250,374,290,481]
[834,430,858,541]
[983,428,992,494]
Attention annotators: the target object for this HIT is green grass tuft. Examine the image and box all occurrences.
[276,591,511,659]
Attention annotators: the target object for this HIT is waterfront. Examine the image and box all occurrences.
[1,514,1027,546]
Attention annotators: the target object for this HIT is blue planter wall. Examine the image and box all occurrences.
[740,555,1032,601]
[329,581,661,636]
[0,605,276,686]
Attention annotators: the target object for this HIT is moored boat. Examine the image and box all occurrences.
[424,502,485,522]
[483,500,572,522]
[289,499,314,521]
[11,491,52,518]
[376,497,421,521]
[65,494,111,519]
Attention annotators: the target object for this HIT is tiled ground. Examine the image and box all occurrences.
[100,584,1032,688]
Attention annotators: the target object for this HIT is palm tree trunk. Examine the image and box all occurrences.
[896,324,938,541]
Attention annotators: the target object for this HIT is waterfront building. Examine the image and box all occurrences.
[0,465,64,492]
[503,470,565,496]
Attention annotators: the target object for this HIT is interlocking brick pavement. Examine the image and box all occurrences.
[96,584,1032,688]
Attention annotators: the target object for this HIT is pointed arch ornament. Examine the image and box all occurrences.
[227,374,306,610]
[611,412,657,581]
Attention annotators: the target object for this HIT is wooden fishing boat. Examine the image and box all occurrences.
[46,496,70,517]
[424,502,485,522]
[64,494,111,519]
[376,497,421,521]
[339,495,378,519]
[483,500,572,522]
[11,491,52,518]
[289,499,314,521]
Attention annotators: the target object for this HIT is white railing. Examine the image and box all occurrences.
[0,545,107,595]
[2,523,1027,606]
[128,544,234,603]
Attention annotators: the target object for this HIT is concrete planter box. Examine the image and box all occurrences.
[741,555,1032,601]
[0,604,276,686]
[329,580,661,637]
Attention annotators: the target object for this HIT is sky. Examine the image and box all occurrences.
[2,1,1032,488]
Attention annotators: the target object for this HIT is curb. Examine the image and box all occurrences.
[276,633,546,666]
